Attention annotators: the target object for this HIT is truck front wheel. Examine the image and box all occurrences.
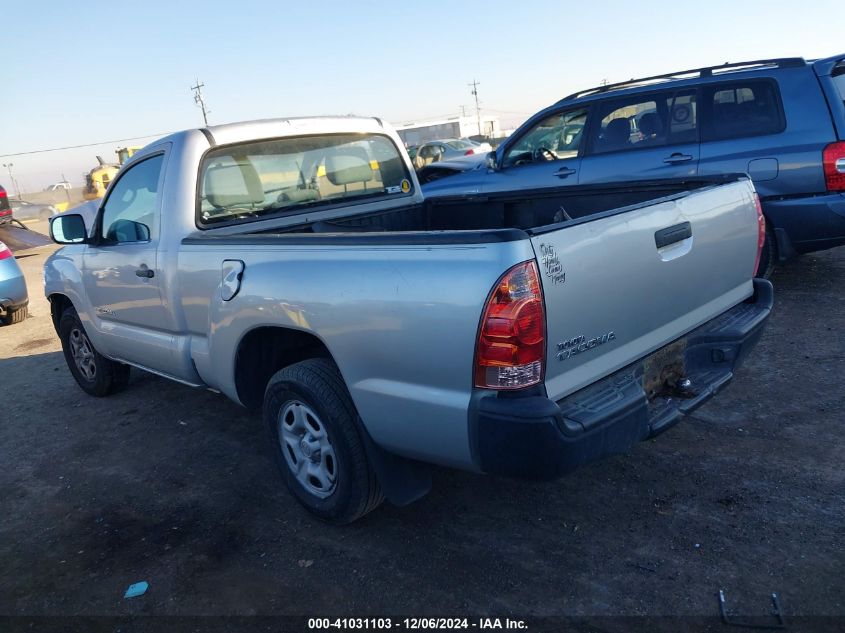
[59,307,130,397]
[263,359,383,524]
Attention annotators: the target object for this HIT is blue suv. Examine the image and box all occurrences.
[421,56,845,276]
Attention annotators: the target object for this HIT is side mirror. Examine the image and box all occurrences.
[106,219,150,243]
[486,150,499,171]
[50,214,88,244]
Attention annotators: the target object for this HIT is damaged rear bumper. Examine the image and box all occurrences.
[471,279,773,479]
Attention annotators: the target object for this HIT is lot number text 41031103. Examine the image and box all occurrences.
[308,617,528,630]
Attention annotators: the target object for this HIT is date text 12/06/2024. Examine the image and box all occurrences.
[308,617,528,630]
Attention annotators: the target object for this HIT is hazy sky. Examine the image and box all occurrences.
[2,0,842,192]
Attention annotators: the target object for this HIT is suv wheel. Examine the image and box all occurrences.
[264,358,383,523]
[59,307,130,396]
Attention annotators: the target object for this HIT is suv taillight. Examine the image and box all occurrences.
[823,141,845,191]
[0,241,12,260]
[753,193,766,276]
[475,261,545,389]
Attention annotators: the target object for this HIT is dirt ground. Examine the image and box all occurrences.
[1,227,843,630]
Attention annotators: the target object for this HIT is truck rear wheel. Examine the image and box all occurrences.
[59,307,130,397]
[264,358,383,524]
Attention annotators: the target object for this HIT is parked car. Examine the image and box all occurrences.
[44,182,72,192]
[0,240,28,325]
[413,138,489,169]
[421,55,845,277]
[0,185,12,225]
[46,116,771,523]
[467,139,493,153]
[10,199,58,222]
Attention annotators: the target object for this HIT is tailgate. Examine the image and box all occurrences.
[532,179,759,401]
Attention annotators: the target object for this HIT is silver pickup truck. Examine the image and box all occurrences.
[45,117,772,523]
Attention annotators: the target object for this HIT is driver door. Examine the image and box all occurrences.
[82,153,169,367]
[483,107,589,193]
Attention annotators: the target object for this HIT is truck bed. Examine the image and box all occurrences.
[219,174,748,238]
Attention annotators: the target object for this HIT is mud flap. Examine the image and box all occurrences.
[357,419,432,507]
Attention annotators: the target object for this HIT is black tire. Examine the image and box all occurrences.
[264,358,383,524]
[0,304,28,325]
[59,307,130,397]
[756,223,777,279]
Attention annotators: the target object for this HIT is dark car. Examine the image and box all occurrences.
[0,185,12,225]
[422,55,845,276]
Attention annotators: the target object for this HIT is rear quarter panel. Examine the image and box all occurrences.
[178,238,534,469]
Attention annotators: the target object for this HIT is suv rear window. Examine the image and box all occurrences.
[832,68,845,106]
[197,134,412,227]
[702,80,784,142]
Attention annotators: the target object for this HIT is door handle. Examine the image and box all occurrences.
[135,266,155,278]
[554,166,576,178]
[655,222,692,248]
[663,153,693,164]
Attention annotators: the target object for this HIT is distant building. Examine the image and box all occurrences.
[394,115,501,146]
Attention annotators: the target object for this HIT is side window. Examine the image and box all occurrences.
[590,90,697,155]
[702,81,784,142]
[503,108,588,167]
[100,155,163,244]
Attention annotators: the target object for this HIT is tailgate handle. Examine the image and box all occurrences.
[655,222,691,248]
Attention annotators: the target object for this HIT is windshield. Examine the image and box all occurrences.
[197,133,412,227]
[503,109,587,166]
[445,140,474,150]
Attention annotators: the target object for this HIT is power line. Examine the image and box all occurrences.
[0,131,176,159]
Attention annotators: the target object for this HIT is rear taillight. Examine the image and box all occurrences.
[753,193,766,276]
[0,189,7,198]
[0,241,12,260]
[0,208,11,216]
[475,261,545,389]
[823,141,845,191]
[464,149,475,156]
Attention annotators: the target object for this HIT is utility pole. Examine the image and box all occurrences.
[459,105,467,117]
[2,163,20,199]
[468,79,482,136]
[190,79,210,126]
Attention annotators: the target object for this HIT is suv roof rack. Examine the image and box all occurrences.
[558,57,806,102]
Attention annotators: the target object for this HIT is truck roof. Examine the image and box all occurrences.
[203,116,388,147]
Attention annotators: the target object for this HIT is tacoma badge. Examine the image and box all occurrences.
[556,332,616,361]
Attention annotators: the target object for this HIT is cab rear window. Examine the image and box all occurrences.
[197,134,412,227]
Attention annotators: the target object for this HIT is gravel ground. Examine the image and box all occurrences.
[0,233,843,630]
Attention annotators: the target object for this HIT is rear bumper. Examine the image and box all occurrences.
[763,193,845,256]
[0,259,29,314]
[471,279,773,479]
